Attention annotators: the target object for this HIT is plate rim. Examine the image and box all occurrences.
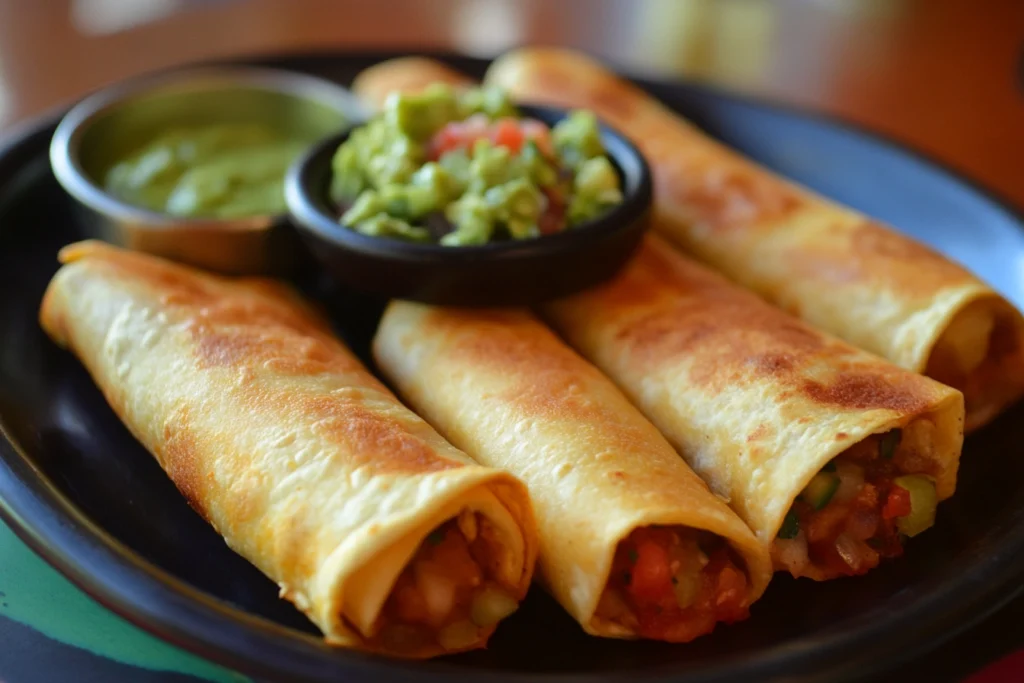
[1,49,1023,683]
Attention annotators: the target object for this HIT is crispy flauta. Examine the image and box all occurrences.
[486,47,1024,431]
[39,241,537,658]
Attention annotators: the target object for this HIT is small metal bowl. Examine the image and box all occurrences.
[285,105,652,306]
[50,66,367,275]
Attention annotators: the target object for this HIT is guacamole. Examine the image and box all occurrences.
[330,84,624,246]
[103,123,308,219]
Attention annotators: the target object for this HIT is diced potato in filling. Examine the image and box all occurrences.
[772,422,941,580]
[594,526,750,642]
[372,511,519,654]
[926,301,1024,426]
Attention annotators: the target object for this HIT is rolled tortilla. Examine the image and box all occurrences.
[374,303,771,641]
[540,235,964,580]
[352,56,475,104]
[355,55,771,641]
[486,47,1024,431]
[39,240,537,658]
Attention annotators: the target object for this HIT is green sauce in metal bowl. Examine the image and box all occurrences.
[103,123,309,219]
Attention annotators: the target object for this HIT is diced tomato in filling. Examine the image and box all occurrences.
[374,517,509,653]
[882,486,912,520]
[428,116,554,160]
[598,527,749,642]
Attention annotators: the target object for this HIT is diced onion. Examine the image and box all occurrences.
[437,620,480,651]
[595,586,638,629]
[470,587,519,626]
[772,533,809,575]
[832,460,865,503]
[834,533,879,573]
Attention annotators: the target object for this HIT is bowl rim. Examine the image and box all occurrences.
[284,103,653,262]
[48,64,369,232]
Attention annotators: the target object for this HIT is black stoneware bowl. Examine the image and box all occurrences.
[284,104,652,306]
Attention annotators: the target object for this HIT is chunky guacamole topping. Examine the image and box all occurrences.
[103,123,309,219]
[330,84,624,245]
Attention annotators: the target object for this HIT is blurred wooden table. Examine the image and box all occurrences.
[0,1,1022,681]
[0,0,1022,205]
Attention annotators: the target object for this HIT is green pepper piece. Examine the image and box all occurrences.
[880,429,902,459]
[778,509,801,539]
[892,475,938,537]
[800,471,841,510]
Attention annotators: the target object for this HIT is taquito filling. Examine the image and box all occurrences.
[772,421,941,579]
[594,527,750,642]
[925,302,1022,424]
[370,510,521,654]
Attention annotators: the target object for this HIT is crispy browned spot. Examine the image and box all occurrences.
[789,221,975,298]
[418,308,667,460]
[81,244,376,382]
[800,374,927,413]
[567,239,941,419]
[747,423,772,443]
[577,239,732,313]
[750,353,796,375]
[77,242,334,342]
[613,297,828,393]
[85,243,463,477]
[189,319,364,379]
[836,432,849,441]
[510,59,805,234]
[89,249,212,305]
[294,394,462,475]
[658,160,806,233]
[161,407,208,520]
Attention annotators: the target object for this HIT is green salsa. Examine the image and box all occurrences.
[330,84,624,246]
[103,123,308,219]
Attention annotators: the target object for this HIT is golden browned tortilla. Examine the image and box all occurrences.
[39,240,537,658]
[374,302,771,641]
[352,56,475,105]
[541,235,964,579]
[354,58,771,641]
[486,47,1024,431]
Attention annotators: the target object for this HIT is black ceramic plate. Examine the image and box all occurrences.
[1,52,1023,683]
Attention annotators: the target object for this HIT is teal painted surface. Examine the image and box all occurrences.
[0,519,248,682]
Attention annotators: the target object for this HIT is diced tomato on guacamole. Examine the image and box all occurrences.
[330,83,623,246]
